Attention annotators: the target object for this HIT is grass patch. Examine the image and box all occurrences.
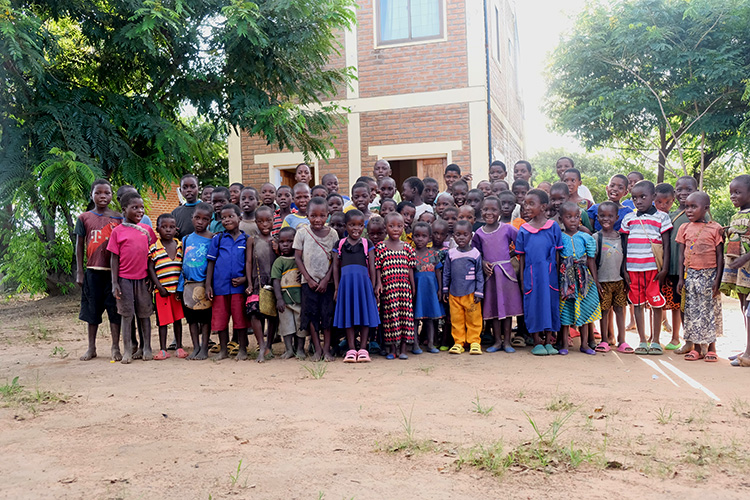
[377,405,435,454]
[303,362,327,380]
[545,394,575,412]
[50,346,69,359]
[471,392,494,416]
[417,365,434,375]
[730,398,750,419]
[656,406,674,425]
[0,375,67,416]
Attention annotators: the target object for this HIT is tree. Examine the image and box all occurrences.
[544,0,750,183]
[0,0,355,294]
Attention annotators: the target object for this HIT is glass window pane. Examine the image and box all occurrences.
[380,0,410,41]
[410,0,441,38]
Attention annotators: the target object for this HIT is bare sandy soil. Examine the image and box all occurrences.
[1,294,749,500]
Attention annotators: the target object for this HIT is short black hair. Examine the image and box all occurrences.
[515,160,532,173]
[92,179,111,191]
[157,213,176,227]
[212,186,230,198]
[308,196,327,211]
[403,176,424,195]
[293,182,311,194]
[676,175,698,190]
[455,219,473,232]
[492,180,509,191]
[256,205,274,218]
[563,168,581,181]
[468,188,484,200]
[512,179,530,191]
[489,160,507,173]
[550,182,569,195]
[598,201,619,214]
[321,173,337,183]
[277,185,292,194]
[445,163,461,175]
[384,212,404,225]
[483,195,500,208]
[377,176,396,188]
[326,192,344,203]
[241,186,258,197]
[380,198,397,211]
[632,180,656,195]
[180,174,198,185]
[356,176,375,184]
[423,177,438,186]
[278,226,296,239]
[311,184,328,194]
[230,182,244,190]
[557,156,575,167]
[368,215,385,227]
[351,181,370,195]
[295,163,310,173]
[221,203,241,216]
[344,209,364,223]
[397,200,416,213]
[734,175,750,190]
[413,221,432,236]
[526,189,549,205]
[452,179,469,191]
[194,202,213,216]
[628,171,645,180]
[442,206,459,217]
[610,174,628,185]
[116,184,136,200]
[655,182,675,196]
[120,190,142,208]
[559,201,580,217]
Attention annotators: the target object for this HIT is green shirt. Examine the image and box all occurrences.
[271,256,301,304]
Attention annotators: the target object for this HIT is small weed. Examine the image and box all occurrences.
[303,362,327,379]
[379,405,434,454]
[456,441,507,476]
[546,394,575,412]
[471,393,494,416]
[50,346,69,359]
[0,375,66,415]
[516,389,526,399]
[656,406,674,425]
[229,459,249,488]
[730,398,750,419]
[26,318,51,341]
[526,409,576,447]
[417,365,434,375]
[0,377,23,399]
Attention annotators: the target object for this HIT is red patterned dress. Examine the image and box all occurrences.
[374,241,417,345]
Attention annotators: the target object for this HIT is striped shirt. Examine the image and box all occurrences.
[620,207,672,272]
[148,239,183,292]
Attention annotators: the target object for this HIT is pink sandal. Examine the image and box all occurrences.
[356,349,371,363]
[176,348,188,359]
[616,342,634,354]
[153,350,170,360]
[595,342,611,353]
[343,350,357,363]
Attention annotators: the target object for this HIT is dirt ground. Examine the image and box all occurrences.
[1,294,749,500]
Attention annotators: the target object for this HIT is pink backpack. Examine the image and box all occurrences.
[338,238,369,263]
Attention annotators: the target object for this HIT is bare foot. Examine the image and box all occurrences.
[626,322,636,331]
[194,348,209,360]
[280,350,294,359]
[186,350,196,360]
[80,349,97,361]
[121,355,132,364]
[111,348,122,362]
[256,354,265,363]
[323,352,334,362]
[236,349,248,361]
[310,350,322,362]
[295,351,306,361]
[133,348,143,359]
[142,349,153,361]
[216,350,229,360]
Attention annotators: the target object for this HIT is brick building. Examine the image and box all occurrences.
[229,0,525,193]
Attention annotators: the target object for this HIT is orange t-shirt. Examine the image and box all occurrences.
[675,221,723,270]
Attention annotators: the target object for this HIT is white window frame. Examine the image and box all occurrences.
[375,0,446,48]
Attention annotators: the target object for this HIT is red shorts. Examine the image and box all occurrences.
[211,294,248,331]
[154,293,185,326]
[627,270,666,308]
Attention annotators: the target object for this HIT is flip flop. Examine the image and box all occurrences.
[176,348,188,359]
[439,345,450,351]
[503,346,516,353]
[167,341,177,351]
[209,343,221,353]
[485,346,501,353]
[531,345,548,356]
[665,342,682,350]
[343,350,357,363]
[449,344,464,355]
[385,353,395,360]
[684,350,704,361]
[617,342,634,354]
[356,349,371,362]
[558,349,569,355]
[569,328,580,338]
[704,351,718,363]
[398,353,409,360]
[648,343,663,355]
[511,336,526,348]
[634,342,649,355]
[153,349,170,360]
[595,342,611,353]
[580,347,596,355]
[545,344,558,355]
[469,343,483,355]
[428,347,440,353]
[412,347,423,355]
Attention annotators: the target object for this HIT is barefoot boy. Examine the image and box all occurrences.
[272,227,303,359]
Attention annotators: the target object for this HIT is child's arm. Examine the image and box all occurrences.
[676,242,686,294]
[110,253,122,299]
[518,254,524,291]
[657,228,671,284]
[332,251,341,302]
[587,256,599,296]
[442,254,451,303]
[714,242,725,297]
[295,249,319,289]
[474,255,484,303]
[435,264,443,303]
[75,235,85,286]
[408,267,415,298]
[148,258,168,297]
[273,278,286,313]
[368,249,377,289]
[374,268,382,300]
[240,237,252,293]
[728,252,750,269]
[205,260,215,300]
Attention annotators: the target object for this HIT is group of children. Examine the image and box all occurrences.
[74,158,750,366]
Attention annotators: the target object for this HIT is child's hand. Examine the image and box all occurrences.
[483,261,493,276]
[317,277,330,293]
[333,288,338,302]
[438,290,443,302]
[206,285,214,301]
[712,280,721,298]
[308,278,319,290]
[231,276,246,287]
[245,286,253,295]
[655,269,667,286]
[374,284,381,299]
[442,293,449,303]
[727,254,750,269]
[176,292,183,303]
[474,295,481,304]
[677,278,684,295]
[76,271,84,287]
[113,283,122,300]
[276,302,286,314]
[596,283,604,299]
[157,285,169,298]
[623,275,631,291]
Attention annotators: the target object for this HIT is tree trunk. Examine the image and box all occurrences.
[657,126,667,183]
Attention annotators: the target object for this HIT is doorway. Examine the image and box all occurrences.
[387,158,448,192]
[277,165,316,188]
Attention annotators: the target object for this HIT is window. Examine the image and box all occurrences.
[378,0,444,45]
[494,6,501,62]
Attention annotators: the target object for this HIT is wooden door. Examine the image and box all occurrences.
[417,158,448,191]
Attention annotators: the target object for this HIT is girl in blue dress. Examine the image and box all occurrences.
[412,222,444,353]
[333,209,380,363]
[515,189,563,356]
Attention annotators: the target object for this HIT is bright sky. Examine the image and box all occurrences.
[515,0,588,157]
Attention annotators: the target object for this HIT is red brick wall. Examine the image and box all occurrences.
[145,182,181,220]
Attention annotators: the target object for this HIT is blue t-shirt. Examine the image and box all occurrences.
[206,232,247,296]
[587,203,634,232]
[177,233,212,292]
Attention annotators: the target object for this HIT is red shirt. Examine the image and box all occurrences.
[107,223,157,279]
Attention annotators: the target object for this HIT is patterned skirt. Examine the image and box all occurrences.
[684,268,723,344]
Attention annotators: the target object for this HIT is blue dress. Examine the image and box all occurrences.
[559,232,602,327]
[333,239,380,329]
[515,220,563,333]
[414,248,444,319]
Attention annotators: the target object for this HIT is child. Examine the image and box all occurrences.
[593,201,630,353]
[489,160,507,182]
[295,163,312,186]
[401,176,434,223]
[260,183,277,209]
[491,180,509,196]
[209,186,230,233]
[441,206,459,248]
[367,216,387,246]
[378,177,398,203]
[419,211,436,224]
[328,211,346,239]
[549,182,593,232]
[587,174,631,231]
[246,205,277,362]
[620,180,672,355]
[172,174,200,240]
[148,214,185,360]
[515,189,562,356]
[653,183,681,348]
[107,191,157,364]
[374,212,417,359]
[676,192,724,363]
[513,160,532,184]
[498,191,516,224]
[379,198,397,218]
[451,180,469,207]
[333,209,379,363]
[322,173,350,203]
[435,193,455,219]
[556,156,594,204]
[512,180,530,212]
[466,189,484,230]
[721,174,750,366]
[477,180,492,198]
[351,181,374,221]
[442,220,484,355]
[239,186,259,236]
[412,222,444,353]
[397,201,416,246]
[272,227,302,359]
[294,197,339,361]
[326,193,344,216]
[205,203,250,360]
[311,184,328,199]
[561,168,592,210]
[472,195,522,353]
[432,219,449,252]
[423,177,440,206]
[622,171,645,210]
[654,183,675,213]
[558,203,602,355]
[201,185,214,203]
[538,181,552,195]
[443,164,462,194]
[75,179,123,361]
[273,185,294,236]
[283,183,311,229]
[117,185,153,228]
[177,202,214,360]
[229,182,244,205]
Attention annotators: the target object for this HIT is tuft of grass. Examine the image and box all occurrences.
[656,406,674,425]
[229,458,250,488]
[303,362,327,379]
[456,441,508,476]
[417,365,434,375]
[378,405,434,454]
[545,393,575,412]
[50,346,69,359]
[0,375,66,415]
[730,398,750,419]
[526,409,576,447]
[471,392,494,416]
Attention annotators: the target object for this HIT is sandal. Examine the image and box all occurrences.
[503,346,516,353]
[167,341,177,351]
[634,342,649,355]
[511,336,526,348]
[153,349,170,360]
[343,349,357,363]
[580,347,596,355]
[665,342,682,351]
[704,351,718,363]
[617,342,634,354]
[385,353,395,360]
[684,350,704,361]
[176,348,188,359]
[449,344,465,354]
[209,342,221,353]
[595,342,611,353]
[356,349,371,363]
[545,344,558,355]
[648,343,663,355]
[558,349,569,355]
[469,343,482,355]
[531,345,548,356]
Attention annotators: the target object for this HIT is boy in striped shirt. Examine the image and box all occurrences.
[620,180,672,355]
[148,214,185,360]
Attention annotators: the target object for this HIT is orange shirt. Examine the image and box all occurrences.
[675,221,723,270]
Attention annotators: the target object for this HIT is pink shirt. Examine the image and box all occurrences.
[107,223,157,279]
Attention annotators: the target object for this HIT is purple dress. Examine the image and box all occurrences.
[515,220,563,333]
[472,224,523,320]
